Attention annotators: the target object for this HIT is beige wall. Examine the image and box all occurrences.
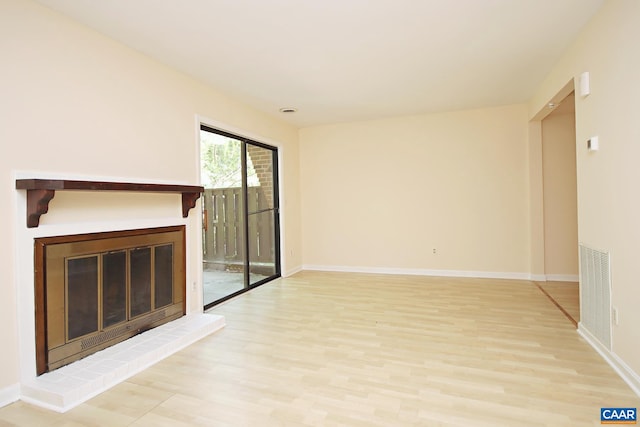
[530,0,640,377]
[0,0,301,393]
[299,104,531,276]
[3,0,639,405]
[542,100,578,278]
[527,121,545,279]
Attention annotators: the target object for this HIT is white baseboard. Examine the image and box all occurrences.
[0,384,20,408]
[578,324,640,398]
[545,274,579,282]
[302,264,537,281]
[283,265,303,277]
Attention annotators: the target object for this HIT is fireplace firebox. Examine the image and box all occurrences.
[35,226,186,375]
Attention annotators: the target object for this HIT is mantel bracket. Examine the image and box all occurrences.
[26,189,56,228]
[181,192,201,218]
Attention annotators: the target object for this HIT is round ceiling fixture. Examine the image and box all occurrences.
[279,107,297,113]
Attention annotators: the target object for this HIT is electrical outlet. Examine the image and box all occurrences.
[432,248,437,254]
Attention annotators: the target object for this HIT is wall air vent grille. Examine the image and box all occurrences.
[80,310,167,350]
[579,244,611,350]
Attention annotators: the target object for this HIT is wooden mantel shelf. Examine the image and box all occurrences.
[15,179,204,228]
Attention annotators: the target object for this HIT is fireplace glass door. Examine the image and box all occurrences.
[36,226,186,374]
[200,125,280,308]
[65,244,178,342]
[67,255,100,340]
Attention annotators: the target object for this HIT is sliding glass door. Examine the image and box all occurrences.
[200,125,280,308]
[200,130,246,305]
[246,143,279,286]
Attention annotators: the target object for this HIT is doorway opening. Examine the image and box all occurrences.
[538,90,579,325]
[200,125,281,309]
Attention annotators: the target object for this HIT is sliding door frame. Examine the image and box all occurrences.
[200,124,281,310]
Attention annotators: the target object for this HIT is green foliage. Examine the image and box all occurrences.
[200,131,258,189]
[200,132,241,189]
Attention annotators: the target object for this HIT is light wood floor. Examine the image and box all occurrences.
[0,272,637,426]
[536,281,580,326]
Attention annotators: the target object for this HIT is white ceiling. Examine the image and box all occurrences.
[35,0,603,128]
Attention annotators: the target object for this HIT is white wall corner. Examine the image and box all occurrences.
[578,324,640,398]
[283,266,303,277]
[0,384,20,408]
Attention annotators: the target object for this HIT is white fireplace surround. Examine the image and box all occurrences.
[13,173,225,412]
[22,313,224,412]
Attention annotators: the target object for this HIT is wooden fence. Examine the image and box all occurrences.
[202,187,275,270]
